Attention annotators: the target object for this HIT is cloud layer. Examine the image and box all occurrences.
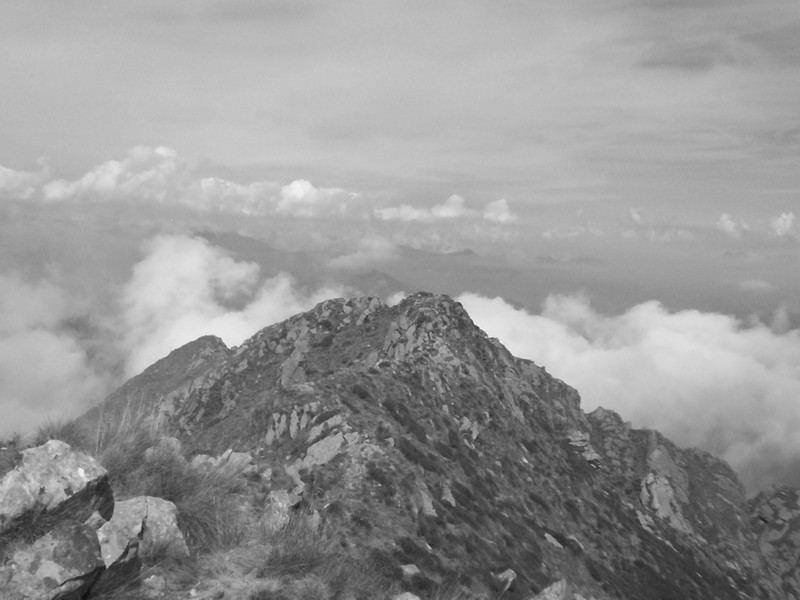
[119,234,345,376]
[0,234,346,438]
[0,274,108,436]
[459,292,800,492]
[5,147,518,228]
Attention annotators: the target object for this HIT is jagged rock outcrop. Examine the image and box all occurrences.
[77,335,232,433]
[1,522,105,600]
[95,496,188,567]
[17,292,800,598]
[750,486,800,597]
[0,441,116,600]
[0,440,113,544]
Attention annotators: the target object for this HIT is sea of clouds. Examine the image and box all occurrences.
[459,293,800,491]
[2,232,800,492]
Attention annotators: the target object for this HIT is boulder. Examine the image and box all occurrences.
[96,496,189,566]
[532,579,571,600]
[88,526,145,599]
[261,489,301,532]
[0,440,113,540]
[0,521,105,600]
[491,568,516,594]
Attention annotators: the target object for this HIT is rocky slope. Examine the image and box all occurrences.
[7,292,800,599]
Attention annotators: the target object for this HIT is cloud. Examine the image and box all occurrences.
[0,160,50,200]
[375,195,517,224]
[375,195,469,222]
[483,198,517,224]
[197,176,278,214]
[431,195,468,219]
[716,213,748,238]
[119,234,344,376]
[275,179,359,218]
[458,291,800,492]
[37,146,363,218]
[0,274,108,438]
[43,146,190,203]
[770,212,796,237]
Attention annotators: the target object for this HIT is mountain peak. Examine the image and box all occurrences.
[63,292,796,598]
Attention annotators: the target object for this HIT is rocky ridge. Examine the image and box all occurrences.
[3,292,800,599]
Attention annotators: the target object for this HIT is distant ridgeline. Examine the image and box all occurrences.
[3,292,800,600]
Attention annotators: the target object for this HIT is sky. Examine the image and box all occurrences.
[1,1,799,492]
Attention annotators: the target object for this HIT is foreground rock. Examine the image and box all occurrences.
[96,496,188,567]
[1,522,105,600]
[750,486,800,597]
[0,440,113,542]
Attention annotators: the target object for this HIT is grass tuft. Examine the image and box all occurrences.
[245,509,400,600]
[32,415,87,449]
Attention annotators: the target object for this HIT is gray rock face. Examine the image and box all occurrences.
[95,496,188,567]
[532,579,570,600]
[750,486,800,597]
[0,440,113,540]
[1,521,104,600]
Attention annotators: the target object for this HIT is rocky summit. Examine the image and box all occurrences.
[3,292,800,599]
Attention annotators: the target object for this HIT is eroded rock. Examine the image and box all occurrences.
[1,522,104,600]
[96,496,188,566]
[0,440,113,539]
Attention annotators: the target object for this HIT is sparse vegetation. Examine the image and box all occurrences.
[32,415,87,448]
[247,508,400,600]
[24,404,397,599]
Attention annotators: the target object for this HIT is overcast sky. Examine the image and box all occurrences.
[2,1,800,491]
[3,1,800,215]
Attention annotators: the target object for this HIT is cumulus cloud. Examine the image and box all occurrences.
[37,146,362,218]
[0,159,50,200]
[275,179,359,218]
[483,198,517,224]
[119,234,344,376]
[197,176,278,214]
[375,195,516,224]
[459,292,800,491]
[431,195,468,219]
[770,212,796,237]
[375,195,468,222]
[0,274,108,438]
[716,213,748,238]
[43,146,191,203]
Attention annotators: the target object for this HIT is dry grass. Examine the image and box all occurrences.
[24,405,409,600]
[22,402,255,598]
[32,415,87,449]
[242,509,400,600]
